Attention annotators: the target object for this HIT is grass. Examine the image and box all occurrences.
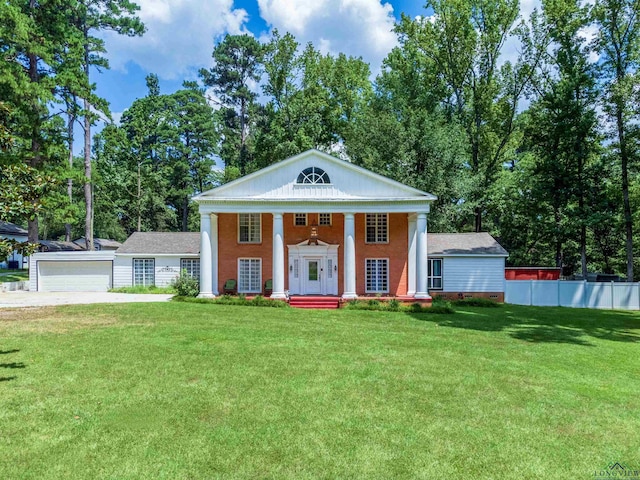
[109,285,174,294]
[0,303,638,479]
[0,268,28,282]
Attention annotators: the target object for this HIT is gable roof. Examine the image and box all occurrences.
[428,233,508,256]
[0,221,28,236]
[38,240,85,252]
[116,232,200,255]
[194,149,436,208]
[73,237,122,250]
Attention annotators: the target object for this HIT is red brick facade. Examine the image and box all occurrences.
[216,212,409,296]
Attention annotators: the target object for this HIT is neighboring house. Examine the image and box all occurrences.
[73,237,122,251]
[0,221,29,268]
[113,232,200,288]
[29,149,508,297]
[38,240,86,252]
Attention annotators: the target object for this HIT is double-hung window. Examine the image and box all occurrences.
[365,258,389,293]
[181,258,200,279]
[238,213,261,243]
[133,258,155,286]
[238,258,261,293]
[366,214,388,243]
[294,213,307,226]
[428,258,443,290]
[319,213,332,226]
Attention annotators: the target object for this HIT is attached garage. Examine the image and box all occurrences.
[29,252,115,292]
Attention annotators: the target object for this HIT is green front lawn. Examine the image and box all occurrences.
[0,268,28,282]
[0,304,638,479]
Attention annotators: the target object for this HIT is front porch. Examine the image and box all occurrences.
[242,294,434,310]
[196,211,433,301]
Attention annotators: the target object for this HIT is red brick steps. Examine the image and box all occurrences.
[288,296,340,309]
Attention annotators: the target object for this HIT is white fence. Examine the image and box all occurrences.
[505,280,640,310]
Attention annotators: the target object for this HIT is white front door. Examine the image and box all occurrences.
[305,258,322,294]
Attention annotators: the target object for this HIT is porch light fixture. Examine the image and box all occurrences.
[308,224,319,245]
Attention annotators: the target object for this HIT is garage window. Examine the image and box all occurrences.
[133,258,155,286]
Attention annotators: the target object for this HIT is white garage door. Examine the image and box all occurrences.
[38,261,113,292]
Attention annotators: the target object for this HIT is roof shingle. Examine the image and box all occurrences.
[116,232,200,254]
[428,233,508,256]
[0,221,28,236]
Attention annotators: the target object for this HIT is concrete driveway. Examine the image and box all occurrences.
[0,291,173,308]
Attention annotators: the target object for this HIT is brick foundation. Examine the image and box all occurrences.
[430,291,504,303]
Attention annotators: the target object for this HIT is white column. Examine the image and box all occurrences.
[211,214,219,295]
[198,213,214,298]
[407,214,417,296]
[271,213,286,299]
[343,213,357,299]
[414,212,431,299]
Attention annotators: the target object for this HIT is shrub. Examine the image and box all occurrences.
[110,285,174,294]
[452,297,501,308]
[408,302,424,313]
[171,269,199,297]
[388,298,401,311]
[171,293,288,308]
[427,304,456,314]
[404,301,455,314]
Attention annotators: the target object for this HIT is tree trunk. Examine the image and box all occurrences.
[83,98,93,250]
[182,197,188,232]
[83,29,94,251]
[137,162,142,232]
[554,206,562,269]
[240,97,247,174]
[580,224,587,278]
[617,103,634,281]
[474,206,482,233]
[65,103,75,242]
[27,43,40,244]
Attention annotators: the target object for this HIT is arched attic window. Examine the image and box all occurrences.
[297,167,330,184]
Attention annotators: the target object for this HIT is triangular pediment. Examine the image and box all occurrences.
[293,239,330,247]
[194,150,436,202]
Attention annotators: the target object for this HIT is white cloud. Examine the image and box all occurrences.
[109,111,123,125]
[257,0,398,73]
[102,0,249,80]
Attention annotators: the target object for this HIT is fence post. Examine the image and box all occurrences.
[583,279,588,309]
[611,281,615,310]
[557,279,560,307]
[530,280,533,306]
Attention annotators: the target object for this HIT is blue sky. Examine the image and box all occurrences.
[94,0,432,122]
